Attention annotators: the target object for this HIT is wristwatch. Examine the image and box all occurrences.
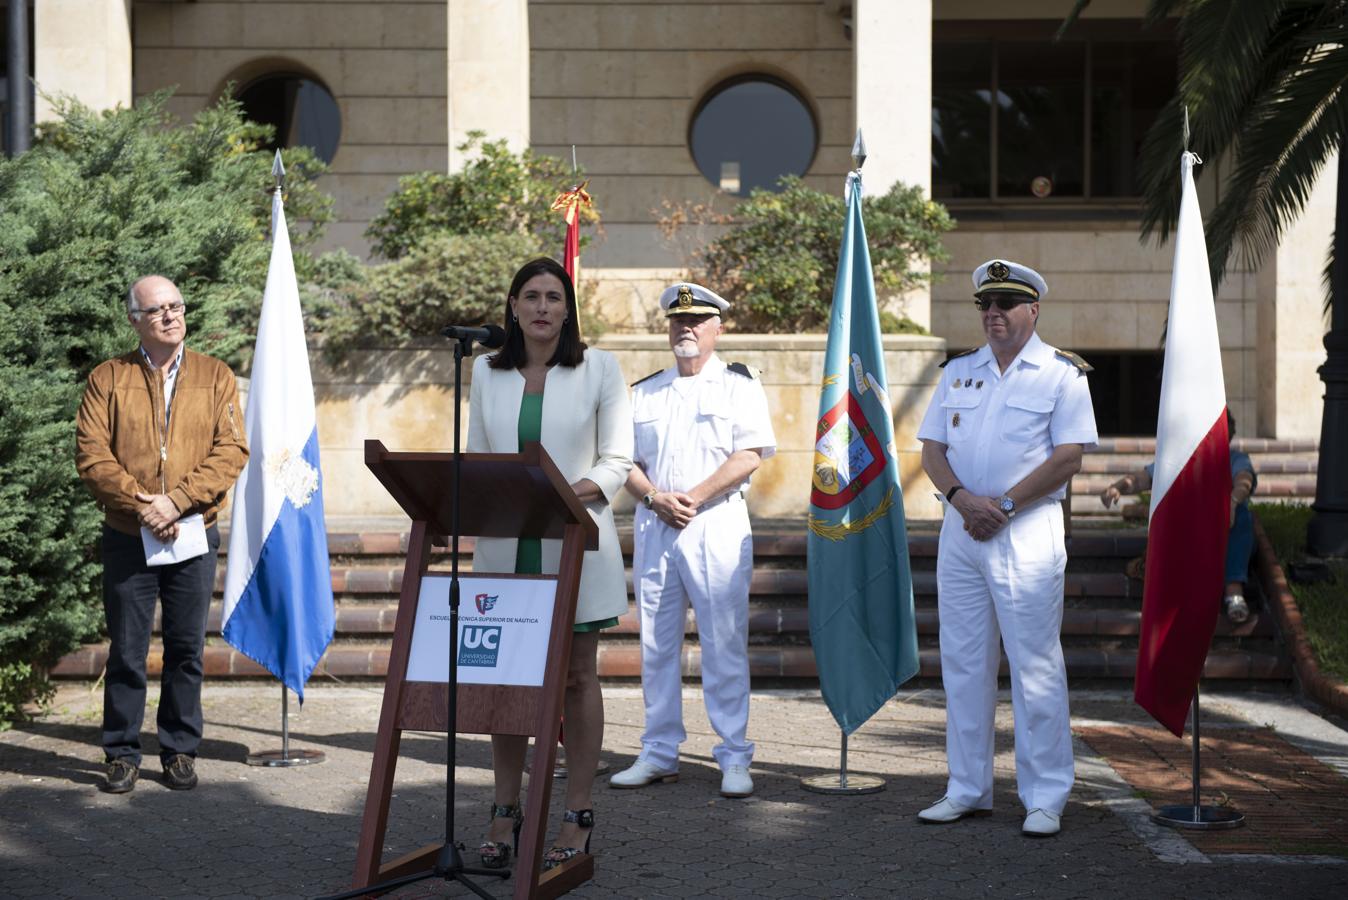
[642,490,657,510]
[997,495,1017,518]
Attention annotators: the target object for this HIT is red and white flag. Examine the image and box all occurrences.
[1134,151,1232,736]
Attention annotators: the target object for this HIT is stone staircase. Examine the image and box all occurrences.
[52,518,1292,686]
[1070,437,1318,520]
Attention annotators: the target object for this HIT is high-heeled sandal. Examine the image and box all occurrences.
[541,808,594,871]
[477,801,523,869]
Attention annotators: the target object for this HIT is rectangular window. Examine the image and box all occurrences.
[932,21,1178,204]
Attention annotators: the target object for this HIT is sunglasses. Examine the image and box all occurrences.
[974,295,1035,312]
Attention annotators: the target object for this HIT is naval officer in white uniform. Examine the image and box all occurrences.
[916,259,1097,837]
[610,283,776,799]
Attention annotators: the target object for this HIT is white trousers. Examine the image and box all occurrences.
[936,500,1073,814]
[632,499,753,771]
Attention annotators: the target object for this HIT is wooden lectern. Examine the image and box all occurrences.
[352,439,600,899]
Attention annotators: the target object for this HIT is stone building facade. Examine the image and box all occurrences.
[23,0,1333,440]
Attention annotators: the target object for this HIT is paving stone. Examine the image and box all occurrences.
[1,685,1346,898]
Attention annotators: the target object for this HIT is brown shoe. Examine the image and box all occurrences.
[162,754,198,791]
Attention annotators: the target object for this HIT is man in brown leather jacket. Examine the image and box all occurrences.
[75,275,248,794]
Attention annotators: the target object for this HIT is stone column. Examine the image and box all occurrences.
[853,0,932,329]
[33,0,132,122]
[447,0,529,171]
[1256,150,1335,438]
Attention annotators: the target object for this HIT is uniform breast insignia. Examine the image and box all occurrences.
[1053,349,1094,373]
[631,369,665,388]
[975,380,984,389]
[727,362,760,379]
[952,412,961,428]
[952,377,961,388]
[939,347,978,369]
[964,378,972,388]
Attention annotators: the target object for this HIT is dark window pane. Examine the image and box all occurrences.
[1091,41,1177,196]
[690,79,816,197]
[996,42,1084,198]
[237,75,342,165]
[932,41,992,199]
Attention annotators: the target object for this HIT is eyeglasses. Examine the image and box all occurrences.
[974,295,1034,312]
[132,302,186,319]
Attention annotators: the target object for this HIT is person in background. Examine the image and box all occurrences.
[1100,409,1257,622]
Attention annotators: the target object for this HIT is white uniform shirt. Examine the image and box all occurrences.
[917,332,1097,500]
[632,354,776,493]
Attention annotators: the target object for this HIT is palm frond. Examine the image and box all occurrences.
[1204,43,1348,282]
[1055,0,1093,41]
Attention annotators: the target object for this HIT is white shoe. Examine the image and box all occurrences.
[609,758,678,789]
[1223,594,1250,624]
[917,796,988,823]
[719,765,753,798]
[1022,808,1061,837]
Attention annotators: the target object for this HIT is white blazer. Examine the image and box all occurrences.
[466,347,633,624]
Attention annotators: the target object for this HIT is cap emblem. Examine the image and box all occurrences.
[988,261,1010,281]
[677,286,694,309]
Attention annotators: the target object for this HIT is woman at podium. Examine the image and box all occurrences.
[466,256,633,870]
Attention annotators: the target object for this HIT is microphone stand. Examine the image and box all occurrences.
[318,333,504,899]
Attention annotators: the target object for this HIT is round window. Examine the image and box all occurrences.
[689,78,817,197]
[236,74,342,165]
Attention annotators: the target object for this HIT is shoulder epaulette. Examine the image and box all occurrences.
[630,369,664,388]
[938,348,978,369]
[1054,348,1094,373]
[727,362,760,380]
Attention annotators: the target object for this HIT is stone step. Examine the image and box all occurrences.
[49,641,1291,683]
[249,528,1154,566]
[165,601,1275,643]
[203,567,1145,604]
[1075,458,1318,477]
[1093,437,1318,454]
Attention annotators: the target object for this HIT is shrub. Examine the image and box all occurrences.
[364,132,597,260]
[0,91,332,724]
[317,232,543,356]
[662,176,954,333]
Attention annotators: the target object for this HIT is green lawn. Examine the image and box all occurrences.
[1253,503,1348,682]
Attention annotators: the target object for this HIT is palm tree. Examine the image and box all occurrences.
[1064,0,1348,557]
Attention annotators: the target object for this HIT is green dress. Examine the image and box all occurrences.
[514,392,618,633]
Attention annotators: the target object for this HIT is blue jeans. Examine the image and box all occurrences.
[1225,503,1254,586]
[101,524,219,766]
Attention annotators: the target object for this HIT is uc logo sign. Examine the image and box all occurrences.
[460,625,502,667]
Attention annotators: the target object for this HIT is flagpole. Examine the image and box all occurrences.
[1151,686,1243,829]
[242,150,325,769]
[800,129,886,797]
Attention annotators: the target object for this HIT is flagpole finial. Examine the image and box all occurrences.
[271,149,285,192]
[851,129,866,171]
[1182,106,1190,153]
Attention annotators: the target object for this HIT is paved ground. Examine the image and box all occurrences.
[1,683,1346,899]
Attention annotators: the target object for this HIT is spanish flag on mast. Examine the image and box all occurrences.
[551,181,592,287]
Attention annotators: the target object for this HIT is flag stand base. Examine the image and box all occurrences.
[1151,804,1244,830]
[246,748,325,767]
[799,731,885,795]
[244,684,326,767]
[800,772,885,795]
[1150,686,1245,831]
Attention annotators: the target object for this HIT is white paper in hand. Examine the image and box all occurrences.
[141,514,209,566]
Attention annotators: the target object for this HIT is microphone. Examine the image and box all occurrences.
[441,324,506,349]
